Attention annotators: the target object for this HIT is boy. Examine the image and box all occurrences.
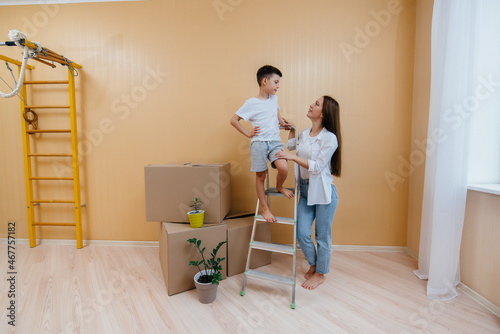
[230,65,292,223]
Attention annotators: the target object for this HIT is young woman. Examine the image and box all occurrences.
[275,95,342,290]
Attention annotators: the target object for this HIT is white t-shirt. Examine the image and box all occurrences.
[236,95,280,142]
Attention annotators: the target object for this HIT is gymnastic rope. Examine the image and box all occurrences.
[0,30,31,99]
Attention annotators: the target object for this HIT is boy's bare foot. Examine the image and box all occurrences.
[304,265,316,280]
[302,273,325,290]
[277,186,294,199]
[261,208,276,222]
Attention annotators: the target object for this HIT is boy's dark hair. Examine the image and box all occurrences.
[257,65,282,86]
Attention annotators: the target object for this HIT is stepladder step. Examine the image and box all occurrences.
[245,269,295,286]
[265,187,295,197]
[250,241,295,254]
[255,215,295,225]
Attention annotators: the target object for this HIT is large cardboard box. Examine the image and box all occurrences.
[226,215,272,277]
[145,163,231,223]
[159,222,227,296]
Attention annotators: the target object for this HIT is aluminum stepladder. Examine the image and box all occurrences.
[240,127,298,309]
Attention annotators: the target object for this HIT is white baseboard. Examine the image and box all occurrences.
[332,245,408,253]
[404,247,418,260]
[0,238,159,247]
[458,283,500,318]
[1,239,408,251]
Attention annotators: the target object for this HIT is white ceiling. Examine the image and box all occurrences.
[0,0,141,5]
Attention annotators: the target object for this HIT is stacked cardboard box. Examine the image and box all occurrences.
[144,163,231,223]
[145,163,272,296]
[158,217,272,295]
[159,222,227,296]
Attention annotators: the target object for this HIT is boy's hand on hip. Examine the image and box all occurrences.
[249,126,260,138]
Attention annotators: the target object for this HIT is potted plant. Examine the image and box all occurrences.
[187,197,204,228]
[187,237,227,304]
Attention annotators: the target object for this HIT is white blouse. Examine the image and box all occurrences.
[297,133,313,179]
[286,127,338,205]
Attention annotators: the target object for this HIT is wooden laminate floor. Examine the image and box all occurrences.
[1,243,499,333]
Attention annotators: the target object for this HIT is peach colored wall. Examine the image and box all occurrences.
[0,0,416,245]
[461,190,500,308]
[407,0,433,256]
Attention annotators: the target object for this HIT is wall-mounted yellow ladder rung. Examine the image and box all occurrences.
[34,222,76,227]
[30,177,74,180]
[26,129,71,133]
[25,105,70,109]
[28,153,72,157]
[31,199,75,204]
[24,80,69,85]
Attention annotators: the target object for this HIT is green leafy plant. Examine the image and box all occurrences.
[189,197,203,213]
[187,238,227,285]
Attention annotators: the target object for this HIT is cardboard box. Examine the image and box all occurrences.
[145,163,231,223]
[226,215,272,277]
[159,222,227,296]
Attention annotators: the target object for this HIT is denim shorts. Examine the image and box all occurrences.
[249,141,284,172]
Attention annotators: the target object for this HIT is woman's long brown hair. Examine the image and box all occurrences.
[321,96,342,177]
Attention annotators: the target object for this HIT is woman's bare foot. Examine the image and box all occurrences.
[261,208,276,222]
[277,186,294,199]
[304,265,316,280]
[302,273,325,290]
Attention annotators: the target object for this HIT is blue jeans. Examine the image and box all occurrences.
[297,179,338,275]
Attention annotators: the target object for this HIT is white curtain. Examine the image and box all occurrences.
[416,0,500,300]
[467,2,500,183]
[415,0,479,300]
